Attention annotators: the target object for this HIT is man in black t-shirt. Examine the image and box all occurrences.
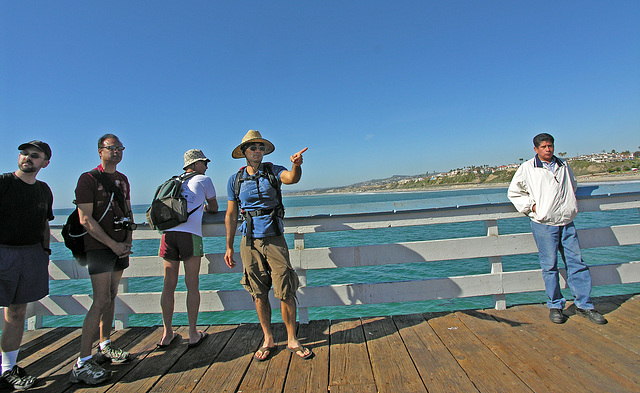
[0,140,53,390]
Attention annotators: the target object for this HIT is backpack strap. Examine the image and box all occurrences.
[232,163,285,245]
[179,172,203,216]
[89,169,128,215]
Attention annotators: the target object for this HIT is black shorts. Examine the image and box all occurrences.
[85,249,129,275]
[0,244,49,306]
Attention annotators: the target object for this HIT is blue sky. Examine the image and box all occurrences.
[1,1,639,209]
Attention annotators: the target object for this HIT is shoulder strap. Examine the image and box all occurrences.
[89,169,127,214]
[180,172,203,216]
[233,167,246,206]
[262,163,283,210]
[261,163,280,191]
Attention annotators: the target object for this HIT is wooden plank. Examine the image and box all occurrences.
[393,313,478,392]
[328,318,376,392]
[103,326,190,393]
[11,293,640,392]
[81,327,160,393]
[566,300,640,355]
[427,311,533,392]
[283,320,330,393]
[456,308,595,392]
[516,304,640,387]
[487,305,640,392]
[360,316,427,393]
[22,328,84,392]
[237,323,290,393]
[30,327,132,392]
[594,298,640,325]
[192,323,264,392]
[149,325,237,392]
[18,327,75,366]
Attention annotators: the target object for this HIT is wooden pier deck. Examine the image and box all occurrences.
[10,293,640,393]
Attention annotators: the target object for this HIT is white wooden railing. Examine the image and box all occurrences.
[7,183,640,330]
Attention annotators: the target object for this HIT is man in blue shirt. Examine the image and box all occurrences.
[224,130,312,361]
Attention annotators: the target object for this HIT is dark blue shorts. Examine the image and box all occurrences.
[0,244,49,306]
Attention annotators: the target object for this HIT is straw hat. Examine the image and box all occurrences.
[183,149,210,170]
[232,130,275,159]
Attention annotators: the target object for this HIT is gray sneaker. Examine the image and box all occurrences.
[96,343,132,364]
[69,359,111,385]
[1,365,37,390]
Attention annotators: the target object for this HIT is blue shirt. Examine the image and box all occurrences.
[541,157,558,174]
[227,164,286,238]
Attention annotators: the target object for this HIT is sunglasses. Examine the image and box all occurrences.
[101,145,125,152]
[247,145,266,152]
[20,151,45,159]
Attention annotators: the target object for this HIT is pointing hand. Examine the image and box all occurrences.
[291,147,308,166]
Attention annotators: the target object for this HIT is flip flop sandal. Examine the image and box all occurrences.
[157,333,181,349]
[254,345,277,361]
[287,346,314,359]
[187,331,209,348]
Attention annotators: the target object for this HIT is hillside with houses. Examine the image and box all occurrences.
[299,150,640,194]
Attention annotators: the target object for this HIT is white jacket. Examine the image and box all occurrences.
[507,155,578,226]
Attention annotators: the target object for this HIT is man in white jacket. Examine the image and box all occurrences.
[508,133,606,325]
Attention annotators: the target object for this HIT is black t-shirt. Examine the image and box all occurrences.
[0,173,54,246]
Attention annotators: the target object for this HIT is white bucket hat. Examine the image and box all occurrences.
[183,149,210,170]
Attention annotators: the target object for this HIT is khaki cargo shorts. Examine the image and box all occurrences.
[240,235,299,301]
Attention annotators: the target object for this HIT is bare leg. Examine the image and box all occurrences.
[80,271,119,358]
[255,295,274,348]
[160,259,179,345]
[99,270,123,343]
[183,256,202,344]
[1,304,27,353]
[281,297,311,358]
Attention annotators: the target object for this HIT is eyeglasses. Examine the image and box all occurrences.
[101,145,125,152]
[247,145,266,152]
[20,151,45,159]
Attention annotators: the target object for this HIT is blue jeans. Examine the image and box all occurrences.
[530,221,594,310]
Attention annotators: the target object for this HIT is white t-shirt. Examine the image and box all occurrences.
[165,174,216,237]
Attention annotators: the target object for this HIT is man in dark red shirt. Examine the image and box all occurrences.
[70,134,134,385]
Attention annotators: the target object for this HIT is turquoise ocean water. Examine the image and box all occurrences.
[46,187,640,327]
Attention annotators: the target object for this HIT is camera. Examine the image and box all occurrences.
[113,217,137,231]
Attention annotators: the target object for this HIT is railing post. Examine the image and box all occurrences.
[114,277,129,330]
[294,233,309,324]
[24,303,43,330]
[485,219,506,310]
[27,316,43,331]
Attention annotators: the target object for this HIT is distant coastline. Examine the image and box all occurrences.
[287,171,640,196]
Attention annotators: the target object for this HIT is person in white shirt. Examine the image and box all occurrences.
[158,149,218,348]
[508,133,606,325]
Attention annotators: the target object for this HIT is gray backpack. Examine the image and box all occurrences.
[146,172,200,230]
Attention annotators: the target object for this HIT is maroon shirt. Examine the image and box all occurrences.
[74,166,131,251]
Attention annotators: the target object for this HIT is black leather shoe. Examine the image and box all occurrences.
[576,308,607,324]
[549,308,565,324]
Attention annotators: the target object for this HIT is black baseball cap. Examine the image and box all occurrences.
[18,140,52,160]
